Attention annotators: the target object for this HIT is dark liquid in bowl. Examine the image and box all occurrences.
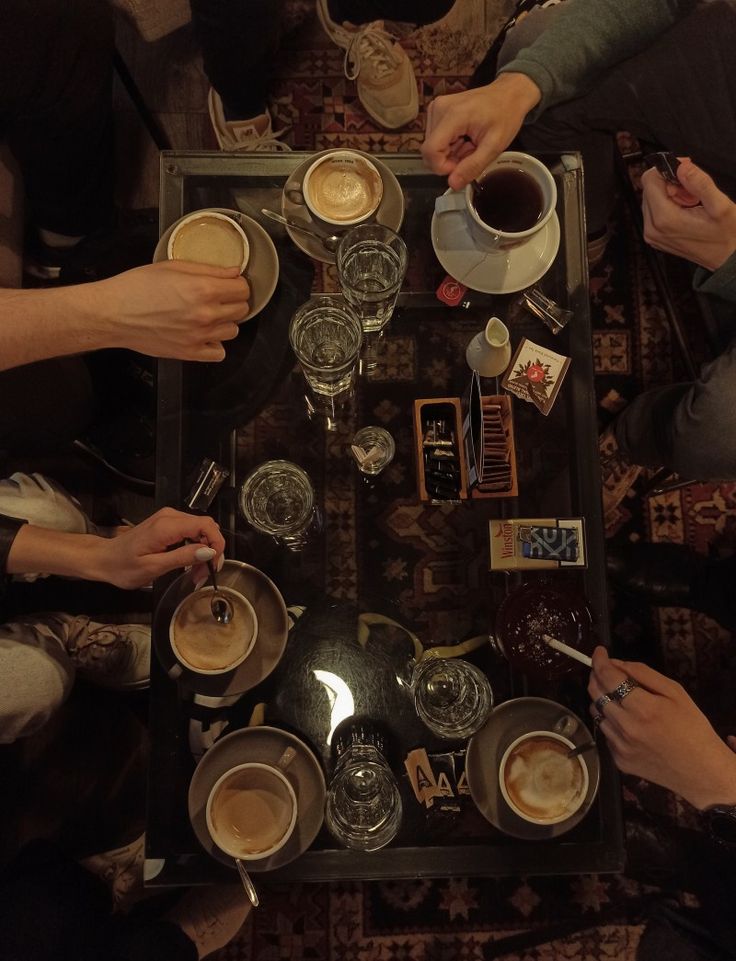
[473,168,544,233]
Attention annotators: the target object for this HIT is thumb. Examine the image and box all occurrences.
[727,735,736,753]
[677,161,731,218]
[448,142,500,191]
[163,260,242,279]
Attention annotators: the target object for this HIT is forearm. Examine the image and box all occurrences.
[684,746,736,811]
[0,283,118,371]
[498,0,696,119]
[5,525,104,581]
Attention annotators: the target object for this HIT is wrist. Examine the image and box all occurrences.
[73,279,124,350]
[684,746,736,811]
[492,71,542,114]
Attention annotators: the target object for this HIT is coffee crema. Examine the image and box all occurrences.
[170,215,246,269]
[210,767,294,856]
[308,158,382,223]
[473,167,544,234]
[503,736,585,822]
[171,587,254,672]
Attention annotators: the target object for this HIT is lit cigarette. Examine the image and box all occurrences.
[542,634,592,667]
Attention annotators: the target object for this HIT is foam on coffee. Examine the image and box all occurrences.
[503,736,585,822]
[170,214,246,269]
[171,587,254,672]
[307,155,382,223]
[210,767,294,856]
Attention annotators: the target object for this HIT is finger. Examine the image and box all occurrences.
[727,735,736,753]
[146,512,224,553]
[589,695,627,738]
[596,716,628,756]
[210,323,240,343]
[422,111,471,174]
[449,139,500,191]
[664,182,700,208]
[213,302,250,324]
[608,657,680,697]
[215,277,251,304]
[196,518,226,557]
[163,260,243,279]
[591,645,629,692]
[148,542,206,576]
[677,159,732,219]
[190,343,227,363]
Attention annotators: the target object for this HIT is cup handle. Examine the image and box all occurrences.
[276,746,297,771]
[434,191,467,214]
[285,186,306,206]
[553,714,579,738]
[417,634,488,662]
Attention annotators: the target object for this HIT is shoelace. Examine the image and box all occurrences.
[345,24,401,82]
[231,136,292,153]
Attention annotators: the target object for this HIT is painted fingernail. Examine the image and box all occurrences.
[194,546,216,561]
[216,553,225,571]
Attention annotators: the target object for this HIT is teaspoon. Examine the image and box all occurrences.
[260,208,340,253]
[207,559,234,625]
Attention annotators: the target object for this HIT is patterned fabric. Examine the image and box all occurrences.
[209,10,735,961]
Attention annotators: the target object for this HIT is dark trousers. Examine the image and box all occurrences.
[0,842,197,961]
[500,1,736,479]
[190,0,456,118]
[0,0,115,236]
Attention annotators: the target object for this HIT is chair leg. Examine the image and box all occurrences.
[113,48,172,152]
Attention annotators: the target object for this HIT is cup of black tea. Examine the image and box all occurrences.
[435,151,557,250]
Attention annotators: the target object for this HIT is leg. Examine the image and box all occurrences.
[499,1,736,233]
[0,0,115,237]
[614,338,736,479]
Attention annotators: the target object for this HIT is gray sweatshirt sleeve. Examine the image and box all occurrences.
[693,252,736,306]
[498,0,698,120]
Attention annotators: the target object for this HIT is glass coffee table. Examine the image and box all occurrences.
[147,150,624,886]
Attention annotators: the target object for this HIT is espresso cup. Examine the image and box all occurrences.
[499,730,589,825]
[206,754,298,861]
[168,210,250,272]
[300,151,383,227]
[434,151,556,251]
[169,586,258,676]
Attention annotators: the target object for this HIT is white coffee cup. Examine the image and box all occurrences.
[169,586,258,676]
[206,754,298,861]
[301,150,384,227]
[435,151,557,251]
[499,729,589,825]
[168,210,250,272]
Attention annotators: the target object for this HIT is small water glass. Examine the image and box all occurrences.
[239,460,317,550]
[412,657,493,740]
[289,296,362,398]
[324,724,402,852]
[336,224,408,333]
[351,426,395,476]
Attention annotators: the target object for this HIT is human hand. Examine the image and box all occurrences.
[421,73,541,191]
[642,159,736,271]
[588,646,736,810]
[90,261,251,362]
[91,507,225,589]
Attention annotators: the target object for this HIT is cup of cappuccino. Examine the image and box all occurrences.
[434,151,556,250]
[499,730,589,825]
[168,210,250,272]
[301,151,384,227]
[169,586,258,675]
[206,752,298,860]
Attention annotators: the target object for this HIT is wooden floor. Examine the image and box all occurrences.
[113,0,513,209]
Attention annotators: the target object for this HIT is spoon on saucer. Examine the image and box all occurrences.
[207,560,233,625]
[260,209,340,253]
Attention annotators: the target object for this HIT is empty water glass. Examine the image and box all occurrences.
[412,657,493,740]
[289,296,363,398]
[336,224,408,333]
[239,460,317,549]
[325,724,402,852]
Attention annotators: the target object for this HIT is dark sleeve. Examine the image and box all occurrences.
[0,512,26,574]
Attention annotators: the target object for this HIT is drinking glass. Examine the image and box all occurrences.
[351,426,395,476]
[336,224,408,333]
[412,657,493,740]
[289,296,363,398]
[324,724,402,852]
[239,460,317,549]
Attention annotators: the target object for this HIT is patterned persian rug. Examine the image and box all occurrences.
[203,4,736,958]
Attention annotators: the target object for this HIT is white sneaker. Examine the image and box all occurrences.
[208,88,291,152]
[166,884,252,959]
[69,619,151,691]
[317,0,419,129]
[80,832,145,912]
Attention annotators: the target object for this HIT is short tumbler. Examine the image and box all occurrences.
[239,459,316,549]
[412,657,493,740]
[289,296,363,397]
[336,224,408,333]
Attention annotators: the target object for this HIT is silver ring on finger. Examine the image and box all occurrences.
[611,678,639,703]
[595,693,613,713]
[593,712,604,727]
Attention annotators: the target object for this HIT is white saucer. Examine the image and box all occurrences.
[154,208,279,320]
[431,197,560,294]
[466,696,600,840]
[281,149,405,265]
[188,725,326,872]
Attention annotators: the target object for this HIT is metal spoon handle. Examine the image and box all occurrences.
[567,741,597,759]
[261,208,327,244]
[235,859,259,906]
[207,559,219,593]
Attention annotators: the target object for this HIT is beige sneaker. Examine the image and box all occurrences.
[208,88,291,152]
[67,619,151,691]
[599,424,643,528]
[317,0,419,130]
[166,884,252,959]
